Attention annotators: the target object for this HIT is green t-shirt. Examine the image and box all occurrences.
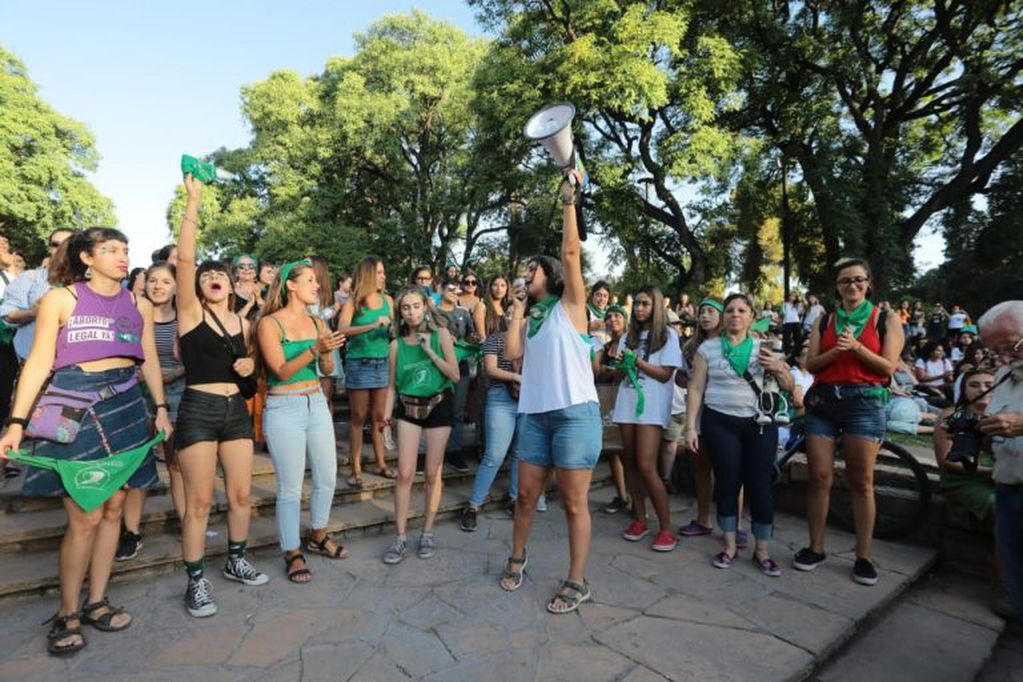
[347,297,391,359]
[396,331,454,397]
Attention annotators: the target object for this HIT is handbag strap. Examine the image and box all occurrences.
[204,306,242,360]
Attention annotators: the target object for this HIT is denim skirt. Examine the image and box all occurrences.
[344,356,389,390]
[22,365,159,498]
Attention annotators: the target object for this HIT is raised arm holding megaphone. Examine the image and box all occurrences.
[523,102,588,240]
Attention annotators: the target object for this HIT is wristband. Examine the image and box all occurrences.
[155,403,169,412]
[309,346,321,359]
[4,417,28,428]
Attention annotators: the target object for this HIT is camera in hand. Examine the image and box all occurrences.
[944,410,984,471]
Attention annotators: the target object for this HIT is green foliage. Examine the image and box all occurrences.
[0,46,114,261]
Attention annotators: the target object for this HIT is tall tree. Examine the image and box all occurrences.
[471,0,746,291]
[0,46,114,259]
[711,0,1023,290]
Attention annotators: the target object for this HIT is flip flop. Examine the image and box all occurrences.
[374,467,397,479]
[346,475,363,489]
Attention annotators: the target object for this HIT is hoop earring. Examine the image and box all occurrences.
[85,266,93,280]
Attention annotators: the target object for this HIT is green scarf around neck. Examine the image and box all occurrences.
[836,300,874,339]
[528,295,560,338]
[8,431,165,512]
[721,334,754,377]
[587,302,607,321]
[612,348,645,417]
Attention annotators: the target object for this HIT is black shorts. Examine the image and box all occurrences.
[175,388,254,451]
[396,390,454,429]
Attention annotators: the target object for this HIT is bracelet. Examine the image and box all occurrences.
[4,417,28,428]
[562,198,576,206]
[155,403,169,412]
[309,346,321,359]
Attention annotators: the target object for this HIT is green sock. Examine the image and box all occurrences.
[228,539,247,559]
[184,559,204,580]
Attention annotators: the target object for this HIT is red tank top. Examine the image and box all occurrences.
[815,306,888,386]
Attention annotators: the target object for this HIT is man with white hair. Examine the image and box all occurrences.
[978,300,1023,620]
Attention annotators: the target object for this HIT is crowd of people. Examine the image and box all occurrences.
[0,171,1021,657]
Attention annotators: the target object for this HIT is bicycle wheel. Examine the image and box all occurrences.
[828,440,932,540]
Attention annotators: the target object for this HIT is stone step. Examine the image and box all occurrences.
[816,568,1009,681]
[0,460,502,555]
[0,462,613,599]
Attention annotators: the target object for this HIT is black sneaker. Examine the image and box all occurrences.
[115,531,143,561]
[222,556,270,586]
[460,507,478,533]
[601,496,630,514]
[792,547,827,571]
[447,452,471,473]
[185,577,217,618]
[852,558,879,586]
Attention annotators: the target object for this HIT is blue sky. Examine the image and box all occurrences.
[2,1,942,277]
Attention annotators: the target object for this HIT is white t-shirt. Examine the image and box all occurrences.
[612,327,683,426]
[803,304,825,329]
[782,303,803,324]
[950,347,965,364]
[915,358,952,387]
[948,312,967,331]
[790,366,815,397]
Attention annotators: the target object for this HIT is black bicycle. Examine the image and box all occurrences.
[773,419,932,540]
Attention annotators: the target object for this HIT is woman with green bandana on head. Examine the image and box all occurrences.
[500,169,602,614]
[685,293,794,577]
[587,280,611,344]
[594,304,630,515]
[256,259,348,583]
[794,257,903,586]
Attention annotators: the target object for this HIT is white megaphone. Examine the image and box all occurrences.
[524,102,588,240]
[523,102,577,170]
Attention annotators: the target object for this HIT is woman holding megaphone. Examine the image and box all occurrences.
[500,169,602,614]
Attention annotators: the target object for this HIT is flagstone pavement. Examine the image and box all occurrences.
[0,493,935,681]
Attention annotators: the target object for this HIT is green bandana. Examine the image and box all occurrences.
[454,339,482,362]
[587,303,607,321]
[612,348,645,417]
[699,299,724,313]
[278,258,312,301]
[835,300,874,339]
[605,304,627,319]
[721,334,754,377]
[751,318,771,334]
[528,295,560,338]
[8,432,165,512]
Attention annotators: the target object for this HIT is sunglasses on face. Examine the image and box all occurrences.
[837,276,869,286]
[462,279,477,286]
[236,263,256,270]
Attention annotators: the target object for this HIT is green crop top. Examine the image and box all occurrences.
[347,296,392,359]
[265,315,320,387]
[396,330,454,397]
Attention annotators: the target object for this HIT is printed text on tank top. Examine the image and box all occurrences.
[53,282,145,370]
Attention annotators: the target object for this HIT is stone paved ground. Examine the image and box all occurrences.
[0,493,935,682]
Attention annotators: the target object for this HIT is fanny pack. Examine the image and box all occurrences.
[399,393,445,421]
[804,383,889,422]
[27,374,139,444]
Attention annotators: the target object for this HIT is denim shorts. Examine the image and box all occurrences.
[175,389,254,451]
[344,357,389,390]
[804,383,887,443]
[516,401,602,470]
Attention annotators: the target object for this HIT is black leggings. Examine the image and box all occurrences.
[700,407,778,541]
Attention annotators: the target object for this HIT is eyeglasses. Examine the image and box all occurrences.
[236,262,256,270]
[416,276,433,283]
[993,337,1023,358]
[837,276,870,286]
[462,279,478,286]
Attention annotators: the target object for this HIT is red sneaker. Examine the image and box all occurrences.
[651,531,677,552]
[622,521,650,542]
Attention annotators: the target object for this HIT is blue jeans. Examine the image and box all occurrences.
[447,360,471,454]
[700,408,778,540]
[263,391,337,551]
[469,385,522,507]
[996,484,1023,618]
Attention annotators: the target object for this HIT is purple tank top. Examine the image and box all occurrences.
[53,282,145,369]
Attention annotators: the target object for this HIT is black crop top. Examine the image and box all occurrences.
[179,311,246,386]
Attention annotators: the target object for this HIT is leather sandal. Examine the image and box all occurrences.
[80,597,132,632]
[285,552,313,583]
[303,532,349,559]
[45,611,86,656]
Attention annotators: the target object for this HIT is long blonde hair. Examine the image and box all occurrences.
[391,286,439,338]
[352,256,383,312]
[252,261,317,376]
[625,286,668,354]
